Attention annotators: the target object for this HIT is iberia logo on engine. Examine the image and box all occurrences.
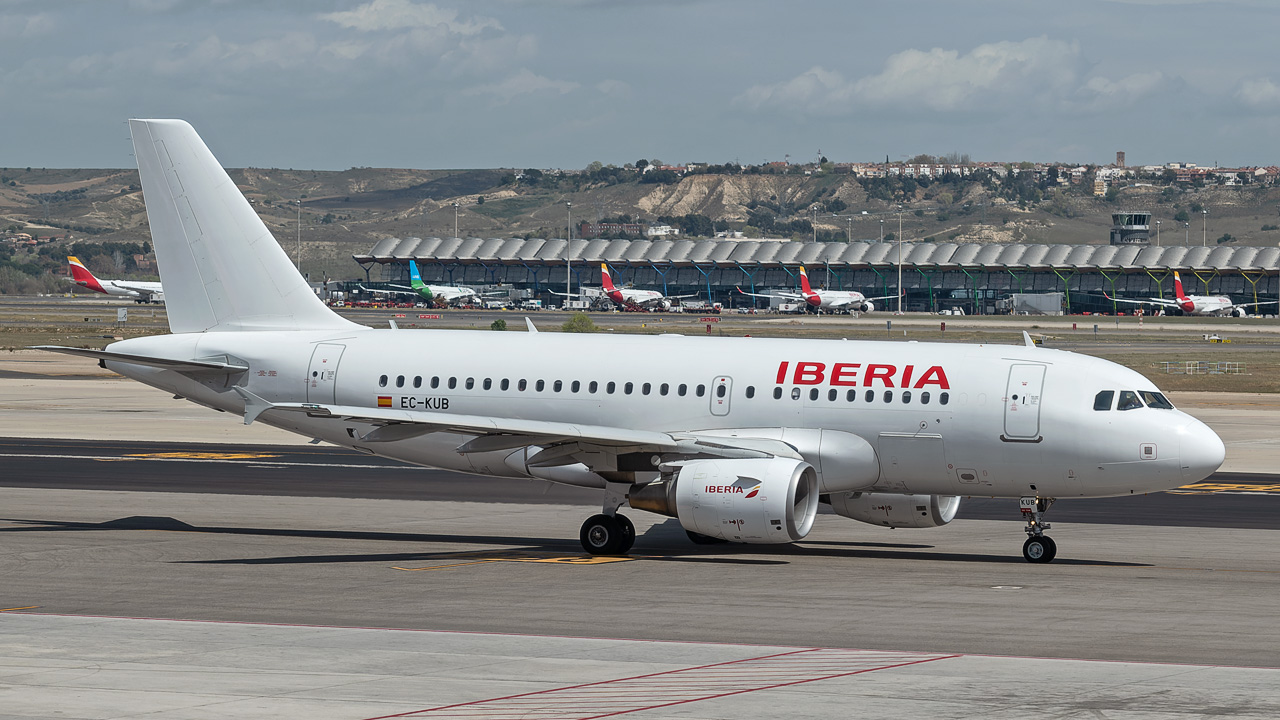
[706,483,762,499]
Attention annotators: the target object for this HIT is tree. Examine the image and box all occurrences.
[1174,209,1190,223]
[490,318,507,331]
[561,313,597,333]
[636,159,649,172]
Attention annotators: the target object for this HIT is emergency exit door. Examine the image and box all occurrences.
[307,343,345,404]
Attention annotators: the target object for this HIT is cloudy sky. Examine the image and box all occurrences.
[2,0,1277,170]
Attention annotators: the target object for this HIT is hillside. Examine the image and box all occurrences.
[3,164,1279,285]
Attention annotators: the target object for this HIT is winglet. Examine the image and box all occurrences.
[232,386,273,425]
[525,317,538,333]
[1023,331,1036,348]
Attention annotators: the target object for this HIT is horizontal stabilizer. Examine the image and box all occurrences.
[32,346,248,374]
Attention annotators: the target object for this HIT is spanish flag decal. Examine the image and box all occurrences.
[377,396,393,407]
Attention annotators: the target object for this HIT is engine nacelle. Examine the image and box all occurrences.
[828,491,960,529]
[629,457,818,543]
[659,300,672,310]
[1232,307,1248,318]
[859,301,874,313]
[684,427,879,493]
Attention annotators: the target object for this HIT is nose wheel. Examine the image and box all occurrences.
[1019,496,1057,563]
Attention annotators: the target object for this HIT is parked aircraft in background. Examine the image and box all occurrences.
[557,264,696,310]
[738,266,898,313]
[66,256,164,303]
[1105,271,1279,317]
[361,260,500,305]
[38,120,1225,566]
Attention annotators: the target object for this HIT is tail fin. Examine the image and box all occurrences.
[408,260,433,300]
[129,119,359,334]
[799,266,813,295]
[601,263,616,292]
[67,256,105,293]
[1173,271,1187,300]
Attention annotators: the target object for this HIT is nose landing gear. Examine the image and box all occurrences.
[1020,496,1057,563]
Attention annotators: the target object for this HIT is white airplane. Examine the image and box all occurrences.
[558,264,695,311]
[1105,271,1278,317]
[37,120,1225,564]
[738,266,898,313]
[67,256,164,303]
[361,260,500,306]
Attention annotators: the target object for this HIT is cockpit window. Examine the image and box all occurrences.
[1117,390,1144,411]
[1093,390,1114,411]
[1140,391,1174,409]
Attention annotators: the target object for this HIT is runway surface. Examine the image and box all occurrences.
[2,437,1276,529]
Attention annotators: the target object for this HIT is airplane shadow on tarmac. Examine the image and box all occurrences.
[0,515,1149,567]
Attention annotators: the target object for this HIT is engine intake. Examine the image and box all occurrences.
[828,491,960,529]
[629,457,818,543]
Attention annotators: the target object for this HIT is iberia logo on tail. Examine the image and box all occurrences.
[600,263,623,301]
[1173,271,1195,313]
[798,266,820,306]
[67,256,105,293]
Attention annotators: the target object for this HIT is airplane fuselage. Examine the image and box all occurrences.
[103,330,1218,501]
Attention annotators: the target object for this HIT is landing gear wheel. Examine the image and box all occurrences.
[1023,536,1056,564]
[615,514,636,554]
[685,530,727,545]
[580,514,623,555]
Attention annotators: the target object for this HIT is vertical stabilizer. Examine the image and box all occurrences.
[409,260,433,300]
[799,266,814,295]
[600,263,616,292]
[1173,271,1187,300]
[129,119,361,334]
[67,256,105,293]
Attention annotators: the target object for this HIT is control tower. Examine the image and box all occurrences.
[1110,211,1151,245]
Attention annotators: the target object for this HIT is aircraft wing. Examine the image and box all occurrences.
[112,281,160,295]
[250,395,800,463]
[360,285,417,296]
[1102,293,1179,308]
[736,287,802,301]
[1235,300,1280,309]
[864,292,902,302]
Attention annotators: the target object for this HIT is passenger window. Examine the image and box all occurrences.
[431,376,440,389]
[589,381,598,393]
[554,380,563,392]
[716,384,726,398]
[1093,390,1114,411]
[447,377,456,389]
[1140,391,1173,409]
[809,388,819,401]
[921,391,930,405]
[607,381,616,394]
[828,389,837,401]
[660,383,670,396]
[773,387,783,399]
[624,382,633,395]
[940,392,949,405]
[745,386,755,399]
[413,376,422,389]
[501,378,509,391]
[536,380,545,392]
[865,389,874,403]
[379,375,388,387]
[642,383,651,395]
[1117,390,1144,411]
[902,391,911,404]
[791,388,801,400]
[847,389,857,402]
[465,378,474,390]
[696,385,706,397]
[483,378,492,390]
[518,379,527,391]
[883,390,893,403]
[396,375,405,388]
[678,384,687,397]
[571,380,580,393]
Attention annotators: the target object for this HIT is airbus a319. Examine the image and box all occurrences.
[38,120,1225,563]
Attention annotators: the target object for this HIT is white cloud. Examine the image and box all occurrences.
[463,68,578,105]
[737,37,1085,114]
[596,78,632,98]
[1236,77,1280,107]
[320,0,500,36]
[1077,71,1169,109]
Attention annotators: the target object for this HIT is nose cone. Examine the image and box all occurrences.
[1179,418,1225,482]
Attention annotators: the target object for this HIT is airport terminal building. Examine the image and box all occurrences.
[353,237,1280,314]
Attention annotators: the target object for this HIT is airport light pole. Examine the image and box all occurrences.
[1184,222,1189,246]
[295,199,301,272]
[1155,219,1161,247]
[897,209,904,314]
[1202,209,1208,247]
[879,219,884,243]
[452,202,460,239]
[566,201,572,299]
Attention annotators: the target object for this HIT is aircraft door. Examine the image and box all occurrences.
[1003,364,1045,441]
[710,376,732,416]
[307,343,345,404]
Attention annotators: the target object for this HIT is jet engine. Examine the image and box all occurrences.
[859,301,875,313]
[660,300,672,310]
[827,491,960,529]
[628,457,818,543]
[1232,307,1248,318]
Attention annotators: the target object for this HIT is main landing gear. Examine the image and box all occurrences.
[1020,496,1057,563]
[579,481,635,555]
